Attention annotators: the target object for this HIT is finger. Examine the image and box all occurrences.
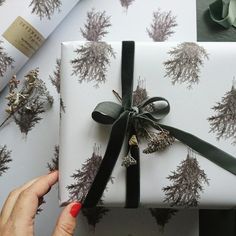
[52,202,82,236]
[0,177,39,226]
[9,171,58,223]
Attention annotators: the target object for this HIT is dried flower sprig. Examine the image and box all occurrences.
[164,42,209,89]
[29,0,62,20]
[81,9,111,41]
[71,42,116,87]
[0,41,14,77]
[149,208,178,231]
[163,150,209,207]
[47,145,59,171]
[147,9,177,42]
[0,145,12,176]
[1,68,53,135]
[208,80,236,144]
[143,129,175,154]
[120,0,135,10]
[114,80,175,153]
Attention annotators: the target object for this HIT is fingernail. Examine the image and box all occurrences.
[70,202,82,218]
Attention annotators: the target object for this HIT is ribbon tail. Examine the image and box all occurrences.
[126,130,140,208]
[157,124,236,175]
[83,111,130,208]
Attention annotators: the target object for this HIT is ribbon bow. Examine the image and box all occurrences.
[83,41,236,208]
[209,0,236,28]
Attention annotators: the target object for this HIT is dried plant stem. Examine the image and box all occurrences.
[1,69,53,135]
[112,90,122,103]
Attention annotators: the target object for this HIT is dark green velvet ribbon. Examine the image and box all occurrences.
[83,41,236,209]
[209,0,236,28]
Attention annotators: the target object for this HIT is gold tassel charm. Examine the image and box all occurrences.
[129,135,138,146]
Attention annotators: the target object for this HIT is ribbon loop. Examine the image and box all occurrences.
[209,0,236,28]
[138,97,170,121]
[92,101,123,124]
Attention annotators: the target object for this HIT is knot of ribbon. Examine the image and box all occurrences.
[83,41,236,209]
[209,0,236,28]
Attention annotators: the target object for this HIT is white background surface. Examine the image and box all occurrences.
[0,0,199,235]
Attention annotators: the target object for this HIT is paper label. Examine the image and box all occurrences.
[2,16,45,58]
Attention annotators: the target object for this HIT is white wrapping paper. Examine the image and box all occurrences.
[59,41,236,208]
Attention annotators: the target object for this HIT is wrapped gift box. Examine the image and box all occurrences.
[59,41,236,208]
[0,0,80,92]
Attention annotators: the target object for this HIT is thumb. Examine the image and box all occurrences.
[52,202,82,236]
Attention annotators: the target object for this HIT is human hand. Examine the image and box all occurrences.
[0,171,82,236]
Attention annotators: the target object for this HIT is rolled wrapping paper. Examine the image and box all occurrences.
[0,0,80,92]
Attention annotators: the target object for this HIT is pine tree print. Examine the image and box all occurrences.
[71,9,115,87]
[49,58,61,93]
[29,0,62,20]
[149,208,178,231]
[0,145,12,176]
[147,9,177,42]
[120,0,135,10]
[71,42,115,87]
[0,41,14,77]
[81,9,111,42]
[208,80,236,144]
[0,0,5,6]
[67,145,113,203]
[49,58,65,113]
[163,150,209,207]
[82,202,110,231]
[47,145,59,171]
[164,42,209,89]
[1,69,53,135]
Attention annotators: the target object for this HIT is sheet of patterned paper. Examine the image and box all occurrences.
[60,41,236,208]
[0,0,199,235]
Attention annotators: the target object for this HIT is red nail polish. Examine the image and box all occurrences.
[70,202,82,218]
